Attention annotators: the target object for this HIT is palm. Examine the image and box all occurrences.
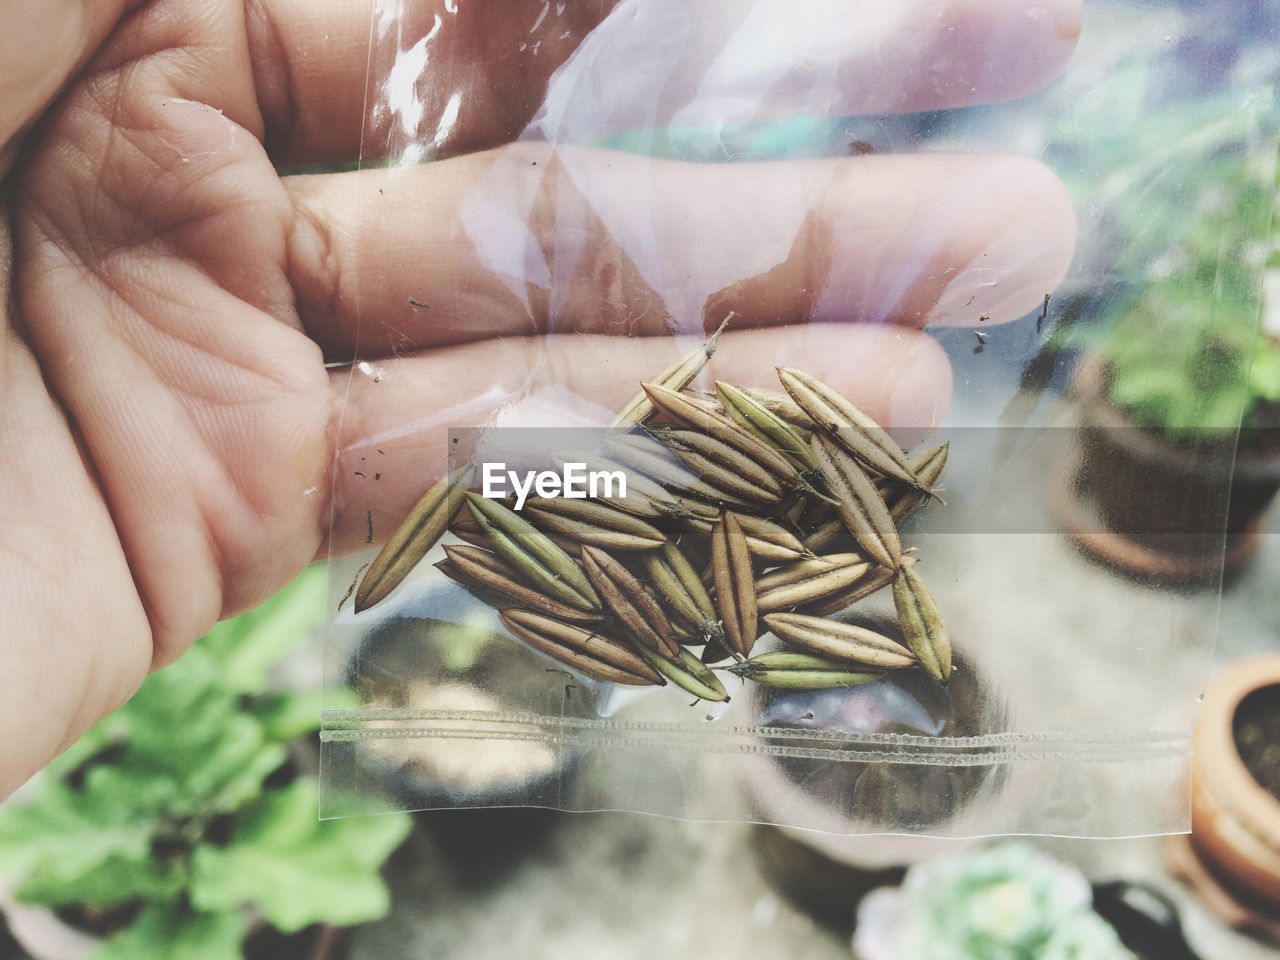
[0,0,1080,794]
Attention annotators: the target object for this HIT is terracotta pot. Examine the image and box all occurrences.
[1176,654,1280,936]
[1060,355,1279,584]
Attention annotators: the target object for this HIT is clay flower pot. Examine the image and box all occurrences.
[1167,653,1280,940]
[1059,354,1280,585]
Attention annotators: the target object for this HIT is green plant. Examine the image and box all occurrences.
[0,568,412,958]
[864,843,1135,960]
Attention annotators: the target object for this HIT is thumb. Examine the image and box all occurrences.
[0,0,136,172]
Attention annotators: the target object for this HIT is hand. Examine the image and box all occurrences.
[0,0,1080,795]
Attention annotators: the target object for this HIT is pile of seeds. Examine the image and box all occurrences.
[351,320,953,704]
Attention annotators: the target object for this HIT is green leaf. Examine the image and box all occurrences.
[191,779,411,933]
[95,904,250,960]
[18,853,185,908]
[255,690,330,741]
[199,567,326,693]
[0,776,153,894]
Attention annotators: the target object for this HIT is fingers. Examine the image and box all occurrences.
[323,324,951,554]
[286,144,1076,361]
[253,0,1081,167]
[0,0,136,170]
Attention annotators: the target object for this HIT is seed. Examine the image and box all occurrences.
[728,651,883,690]
[605,434,757,508]
[801,517,847,553]
[763,613,915,669]
[466,493,601,611]
[637,645,730,702]
[755,554,875,613]
[499,609,663,686]
[448,504,493,549]
[738,386,816,433]
[777,367,925,490]
[733,513,810,563]
[810,434,902,569]
[524,497,666,551]
[639,542,721,639]
[798,565,896,617]
[355,464,476,612]
[892,558,953,683]
[711,511,758,658]
[884,443,949,524]
[611,313,733,427]
[715,380,816,469]
[581,546,679,658]
[437,545,604,624]
[550,450,673,519]
[641,382,800,484]
[653,428,784,502]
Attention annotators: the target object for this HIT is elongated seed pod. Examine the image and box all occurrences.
[733,514,810,563]
[799,565,896,616]
[466,493,601,610]
[801,517,848,553]
[605,434,757,508]
[641,382,800,484]
[755,553,867,593]
[655,428,784,502]
[438,546,604,624]
[498,609,663,686]
[716,380,816,469]
[738,386,816,433]
[637,646,730,702]
[449,504,494,549]
[524,498,666,551]
[640,543,720,638]
[549,451,673,519]
[611,313,732,427]
[892,558,952,682]
[763,613,915,669]
[778,368,924,490]
[810,435,902,569]
[755,556,875,613]
[711,511,758,658]
[581,546,679,658]
[885,443,949,524]
[355,464,476,612]
[729,651,883,690]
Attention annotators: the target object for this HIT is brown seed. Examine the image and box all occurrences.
[524,497,666,551]
[498,609,664,686]
[605,434,758,508]
[798,565,896,617]
[437,546,604,624]
[448,504,493,549]
[731,513,810,563]
[610,313,733,427]
[755,554,875,613]
[653,428,785,503]
[580,546,679,658]
[763,612,915,669]
[711,511,758,658]
[641,382,800,484]
[549,450,673,519]
[355,464,475,612]
[810,434,902,569]
[892,558,953,683]
[884,443,949,524]
[778,367,924,490]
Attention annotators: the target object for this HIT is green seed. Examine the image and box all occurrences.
[466,493,601,611]
[729,651,883,689]
[715,380,816,469]
[638,646,731,702]
[640,542,721,640]
[355,464,475,612]
[892,558,953,683]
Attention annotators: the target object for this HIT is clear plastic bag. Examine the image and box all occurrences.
[318,0,1280,836]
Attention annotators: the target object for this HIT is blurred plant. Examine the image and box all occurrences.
[854,843,1135,960]
[0,568,412,958]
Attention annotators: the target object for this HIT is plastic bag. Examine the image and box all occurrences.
[317,0,1280,836]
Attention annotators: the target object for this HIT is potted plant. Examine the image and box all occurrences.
[853,843,1137,960]
[1058,152,1280,584]
[0,569,412,960]
[1166,652,1280,941]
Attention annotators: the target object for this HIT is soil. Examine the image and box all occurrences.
[1233,684,1280,801]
